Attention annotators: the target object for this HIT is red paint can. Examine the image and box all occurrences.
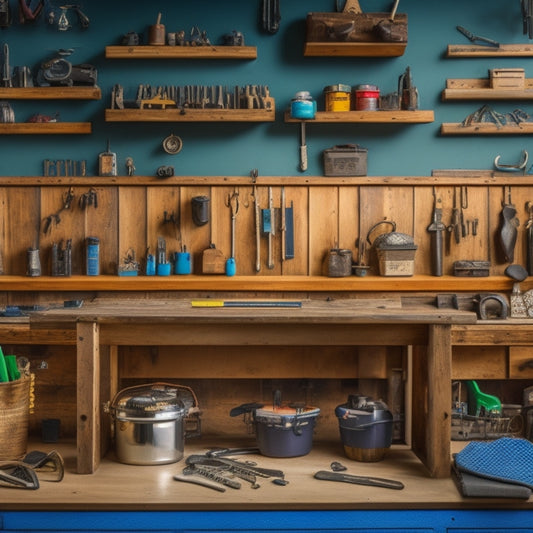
[354,84,380,111]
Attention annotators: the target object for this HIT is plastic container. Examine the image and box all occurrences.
[354,84,380,111]
[86,237,100,276]
[335,395,393,462]
[290,91,316,119]
[254,405,320,457]
[324,84,351,112]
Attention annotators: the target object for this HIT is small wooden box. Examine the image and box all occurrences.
[489,68,525,90]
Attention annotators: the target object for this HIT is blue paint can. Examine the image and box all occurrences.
[290,91,316,119]
[86,237,100,276]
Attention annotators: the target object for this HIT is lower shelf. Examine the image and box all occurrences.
[1,438,470,510]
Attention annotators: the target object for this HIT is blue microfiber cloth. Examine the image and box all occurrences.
[454,437,533,489]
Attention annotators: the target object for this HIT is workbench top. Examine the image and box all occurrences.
[29,297,478,326]
[2,440,530,511]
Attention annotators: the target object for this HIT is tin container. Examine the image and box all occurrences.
[323,144,367,176]
[354,84,380,111]
[324,84,351,112]
[290,91,316,119]
[86,237,100,276]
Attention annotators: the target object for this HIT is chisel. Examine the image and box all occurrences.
[314,470,404,490]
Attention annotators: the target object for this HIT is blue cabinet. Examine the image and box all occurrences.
[1,510,532,533]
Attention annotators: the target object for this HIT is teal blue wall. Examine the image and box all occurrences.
[0,0,529,176]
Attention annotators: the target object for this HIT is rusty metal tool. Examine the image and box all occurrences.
[456,26,499,47]
[427,187,446,276]
[262,187,275,269]
[448,186,462,245]
[314,470,404,490]
[1,42,11,87]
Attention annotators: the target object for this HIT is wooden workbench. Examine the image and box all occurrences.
[30,298,477,478]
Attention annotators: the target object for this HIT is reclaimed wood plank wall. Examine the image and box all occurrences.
[2,183,533,276]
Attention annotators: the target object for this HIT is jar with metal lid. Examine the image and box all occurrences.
[105,382,200,465]
[324,84,351,112]
[290,91,316,119]
[354,84,380,111]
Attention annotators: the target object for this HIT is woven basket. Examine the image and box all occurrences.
[0,377,30,460]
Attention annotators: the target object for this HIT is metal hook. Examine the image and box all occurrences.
[225,187,240,217]
[494,150,529,173]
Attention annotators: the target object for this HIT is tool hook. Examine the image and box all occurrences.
[494,150,529,173]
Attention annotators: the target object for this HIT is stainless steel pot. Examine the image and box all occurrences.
[106,383,199,466]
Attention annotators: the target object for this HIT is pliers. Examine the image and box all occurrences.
[456,25,500,47]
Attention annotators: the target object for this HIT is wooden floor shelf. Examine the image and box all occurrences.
[0,122,92,134]
[284,110,434,124]
[105,108,275,122]
[0,274,521,292]
[105,45,257,59]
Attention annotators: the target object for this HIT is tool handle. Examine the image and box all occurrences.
[300,145,308,172]
[314,470,404,490]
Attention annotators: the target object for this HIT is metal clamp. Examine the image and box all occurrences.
[475,293,509,320]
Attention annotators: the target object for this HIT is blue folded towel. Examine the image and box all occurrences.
[454,438,533,489]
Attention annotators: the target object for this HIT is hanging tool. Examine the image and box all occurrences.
[448,187,462,246]
[456,25,499,47]
[522,0,533,38]
[427,187,446,276]
[262,0,280,34]
[0,0,10,27]
[498,186,519,263]
[1,43,11,88]
[225,187,240,276]
[253,184,261,272]
[280,187,286,262]
[299,121,307,172]
[526,202,533,275]
[262,187,275,269]
[460,186,468,238]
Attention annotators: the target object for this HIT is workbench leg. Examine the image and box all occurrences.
[77,321,100,474]
[426,324,452,478]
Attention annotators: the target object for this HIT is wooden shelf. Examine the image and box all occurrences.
[105,107,275,122]
[105,45,257,59]
[0,87,101,100]
[304,41,406,57]
[440,122,533,135]
[0,122,91,134]
[0,274,520,293]
[447,43,533,57]
[442,78,533,100]
[284,110,434,124]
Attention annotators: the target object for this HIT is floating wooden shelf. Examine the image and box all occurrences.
[105,107,275,122]
[0,274,520,293]
[303,41,406,57]
[447,43,533,57]
[105,45,257,59]
[442,78,533,100]
[284,110,434,124]
[440,122,533,135]
[0,122,92,134]
[0,87,101,100]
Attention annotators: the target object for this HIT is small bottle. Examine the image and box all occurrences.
[86,237,100,276]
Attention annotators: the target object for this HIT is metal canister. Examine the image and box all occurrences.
[324,84,351,112]
[86,237,100,276]
[354,84,380,111]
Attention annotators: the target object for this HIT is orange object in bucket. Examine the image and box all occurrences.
[324,84,351,112]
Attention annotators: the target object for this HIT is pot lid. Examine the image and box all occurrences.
[110,383,186,418]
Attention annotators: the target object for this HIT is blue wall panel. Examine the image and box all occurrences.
[0,0,529,177]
